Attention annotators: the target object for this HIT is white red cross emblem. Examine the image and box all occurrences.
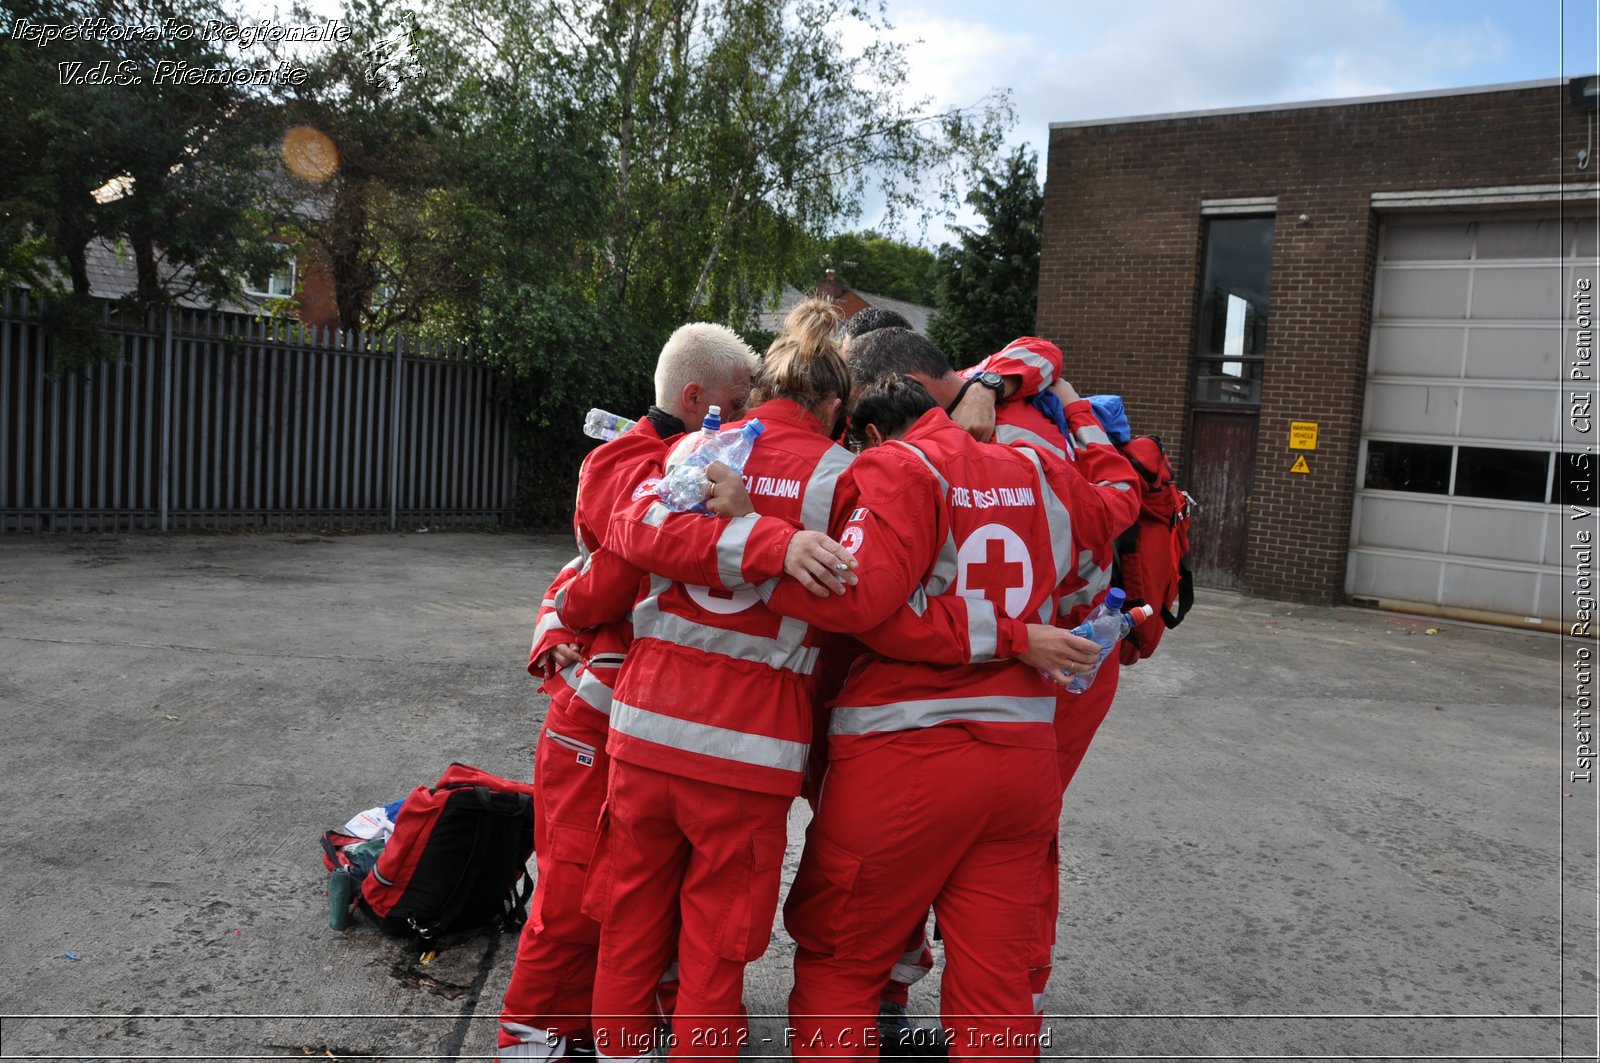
[955,523,1033,618]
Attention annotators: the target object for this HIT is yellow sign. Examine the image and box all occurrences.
[1289,422,1319,450]
[1290,455,1311,475]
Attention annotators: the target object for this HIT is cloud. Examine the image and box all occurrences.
[891,0,1514,140]
[847,0,1517,243]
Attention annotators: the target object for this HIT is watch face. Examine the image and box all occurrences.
[979,371,1005,391]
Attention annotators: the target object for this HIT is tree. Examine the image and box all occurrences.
[1,0,291,372]
[927,144,1043,366]
[1,0,288,312]
[427,0,1009,337]
[807,230,938,305]
[410,0,1011,524]
[2,0,104,298]
[273,0,464,332]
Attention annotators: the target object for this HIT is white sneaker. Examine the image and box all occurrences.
[499,1023,567,1062]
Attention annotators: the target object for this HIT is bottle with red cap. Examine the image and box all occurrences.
[1065,588,1155,693]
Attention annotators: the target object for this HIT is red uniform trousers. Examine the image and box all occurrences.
[1053,653,1121,792]
[877,658,1125,1017]
[499,687,611,1050]
[588,762,791,1061]
[785,728,1061,1062]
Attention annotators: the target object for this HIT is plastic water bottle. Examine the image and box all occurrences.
[655,419,764,514]
[664,405,722,469]
[1065,588,1156,693]
[583,408,636,441]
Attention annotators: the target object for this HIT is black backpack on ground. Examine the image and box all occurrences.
[353,763,537,945]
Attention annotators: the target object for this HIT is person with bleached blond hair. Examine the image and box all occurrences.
[555,300,861,1062]
[497,322,758,1062]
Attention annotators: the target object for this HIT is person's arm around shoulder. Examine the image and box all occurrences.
[598,467,794,589]
[765,447,938,633]
[529,558,584,676]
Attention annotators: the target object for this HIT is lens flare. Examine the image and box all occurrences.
[281,126,339,182]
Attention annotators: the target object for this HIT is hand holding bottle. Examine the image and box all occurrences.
[1062,588,1155,693]
[1021,624,1103,687]
[655,420,765,514]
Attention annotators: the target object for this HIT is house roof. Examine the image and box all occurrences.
[755,284,933,336]
[75,238,277,313]
[1049,76,1568,130]
[851,289,933,335]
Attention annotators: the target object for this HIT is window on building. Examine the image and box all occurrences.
[246,255,296,298]
[1453,447,1548,503]
[1192,216,1273,406]
[1364,442,1584,506]
[1364,441,1451,495]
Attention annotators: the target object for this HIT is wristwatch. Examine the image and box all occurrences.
[948,370,1008,415]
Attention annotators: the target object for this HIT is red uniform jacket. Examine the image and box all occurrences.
[766,408,1113,757]
[973,337,1139,626]
[528,416,679,719]
[556,398,854,798]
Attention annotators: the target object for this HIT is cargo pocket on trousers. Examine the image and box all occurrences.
[713,827,789,963]
[548,820,600,865]
[782,833,865,960]
[536,820,601,941]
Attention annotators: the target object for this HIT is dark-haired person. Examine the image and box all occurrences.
[847,329,1136,776]
[759,376,1129,1060]
[842,326,1140,1018]
[840,305,912,352]
[841,310,1003,448]
[552,300,861,1062]
[498,325,758,1062]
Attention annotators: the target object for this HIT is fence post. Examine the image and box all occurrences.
[388,333,402,531]
[159,307,173,531]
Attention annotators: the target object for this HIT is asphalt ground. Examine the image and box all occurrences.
[0,530,1593,1062]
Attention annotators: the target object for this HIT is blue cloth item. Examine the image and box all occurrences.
[1087,394,1132,444]
[1030,390,1072,440]
[383,797,406,822]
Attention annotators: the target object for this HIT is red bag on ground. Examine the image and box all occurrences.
[359,763,537,944]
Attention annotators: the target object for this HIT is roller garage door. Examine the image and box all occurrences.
[1348,213,1595,624]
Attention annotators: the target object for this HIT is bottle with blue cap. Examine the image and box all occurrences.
[1064,587,1154,693]
[664,405,722,469]
[655,419,765,514]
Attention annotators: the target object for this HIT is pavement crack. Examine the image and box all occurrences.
[443,932,505,1060]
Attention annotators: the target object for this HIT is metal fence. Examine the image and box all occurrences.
[0,291,518,532]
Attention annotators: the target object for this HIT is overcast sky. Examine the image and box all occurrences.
[885,0,1595,140]
[269,0,1600,245]
[865,0,1599,242]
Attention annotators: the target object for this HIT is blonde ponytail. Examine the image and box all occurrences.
[756,298,851,418]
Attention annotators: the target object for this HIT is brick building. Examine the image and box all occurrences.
[1037,77,1598,625]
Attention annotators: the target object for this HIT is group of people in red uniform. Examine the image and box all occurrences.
[495,299,1142,1063]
